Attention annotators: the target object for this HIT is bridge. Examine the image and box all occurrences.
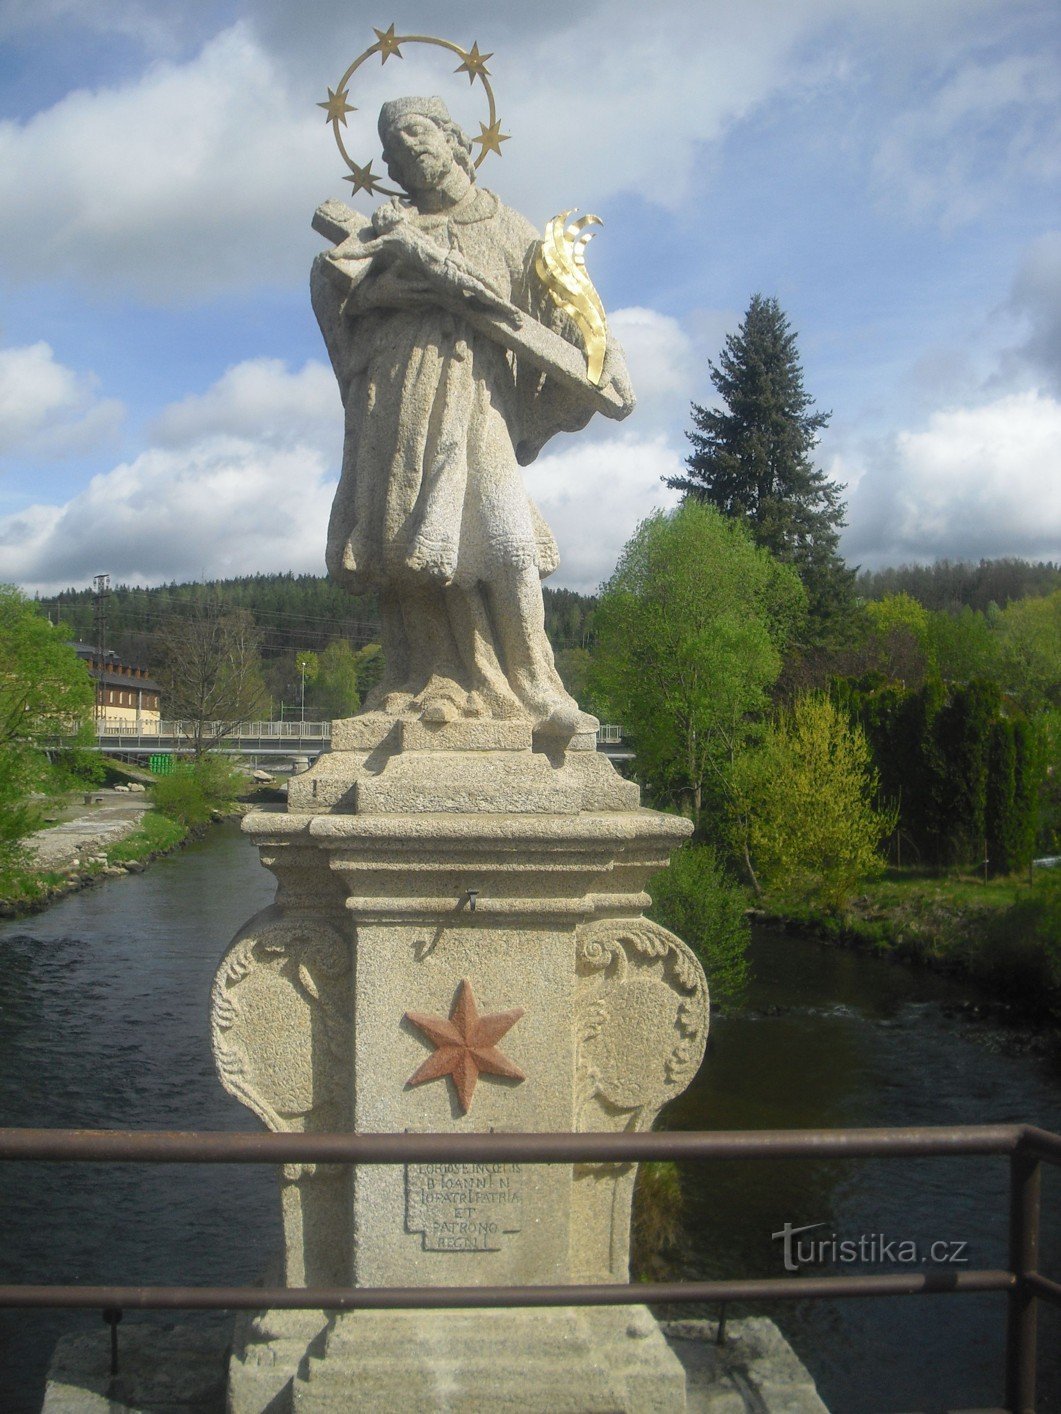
[92,721,632,765]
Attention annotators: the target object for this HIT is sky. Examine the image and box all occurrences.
[0,0,1058,598]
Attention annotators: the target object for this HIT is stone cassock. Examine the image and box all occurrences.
[212,79,710,1414]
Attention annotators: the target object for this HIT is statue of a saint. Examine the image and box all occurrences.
[312,95,633,740]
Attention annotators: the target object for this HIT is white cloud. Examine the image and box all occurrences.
[0,341,689,595]
[0,356,338,593]
[608,307,697,432]
[0,436,336,593]
[150,357,338,447]
[840,389,1061,567]
[873,54,1061,227]
[1002,230,1061,393]
[0,23,333,299]
[0,1,944,301]
[531,433,683,594]
[0,341,123,461]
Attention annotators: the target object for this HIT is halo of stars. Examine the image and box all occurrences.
[318,26,511,200]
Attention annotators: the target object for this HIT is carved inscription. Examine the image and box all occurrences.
[405,1162,524,1251]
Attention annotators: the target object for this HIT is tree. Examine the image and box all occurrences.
[667,294,853,633]
[0,585,95,862]
[157,595,270,756]
[994,589,1061,712]
[589,502,805,840]
[929,680,1001,867]
[926,606,998,685]
[857,593,937,688]
[295,650,319,721]
[731,693,896,911]
[305,641,363,720]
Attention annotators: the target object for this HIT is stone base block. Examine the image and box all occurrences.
[662,1319,828,1413]
[228,1306,687,1413]
[43,1322,228,1412]
[43,1314,829,1413]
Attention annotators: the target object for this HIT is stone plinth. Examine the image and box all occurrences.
[212,721,708,1411]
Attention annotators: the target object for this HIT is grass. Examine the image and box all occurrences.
[0,809,190,915]
[631,1161,685,1281]
[106,810,187,863]
[760,866,1061,1024]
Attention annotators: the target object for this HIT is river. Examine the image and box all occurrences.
[0,823,1057,1411]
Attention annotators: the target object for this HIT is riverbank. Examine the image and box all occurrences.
[754,867,1061,1029]
[0,799,195,919]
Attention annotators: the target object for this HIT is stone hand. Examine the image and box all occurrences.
[600,342,635,413]
[356,228,522,326]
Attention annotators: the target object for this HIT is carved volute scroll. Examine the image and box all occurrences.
[571,916,708,1282]
[575,917,709,1135]
[211,906,351,1176]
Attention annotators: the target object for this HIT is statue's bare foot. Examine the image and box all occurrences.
[413,675,466,724]
[535,704,599,742]
[461,692,488,718]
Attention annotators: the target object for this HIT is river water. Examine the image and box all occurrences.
[0,823,1058,1411]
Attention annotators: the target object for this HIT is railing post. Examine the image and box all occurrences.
[1005,1148,1041,1413]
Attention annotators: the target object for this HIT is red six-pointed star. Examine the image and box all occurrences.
[405,979,525,1114]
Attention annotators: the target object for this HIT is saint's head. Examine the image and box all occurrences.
[378,97,475,197]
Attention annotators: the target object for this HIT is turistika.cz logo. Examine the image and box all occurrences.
[772,1221,970,1273]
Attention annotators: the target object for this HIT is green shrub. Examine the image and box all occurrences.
[151,756,243,826]
[106,811,186,862]
[648,843,750,1007]
[631,1161,684,1280]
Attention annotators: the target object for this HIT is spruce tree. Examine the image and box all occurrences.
[668,294,853,634]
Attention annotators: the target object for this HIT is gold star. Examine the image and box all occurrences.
[473,118,510,159]
[454,41,492,84]
[405,978,525,1114]
[373,24,404,63]
[344,160,384,196]
[317,86,356,126]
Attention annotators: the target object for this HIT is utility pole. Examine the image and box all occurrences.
[92,573,110,724]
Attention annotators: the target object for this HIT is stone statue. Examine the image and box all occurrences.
[311,95,634,740]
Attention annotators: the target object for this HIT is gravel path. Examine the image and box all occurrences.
[26,792,149,870]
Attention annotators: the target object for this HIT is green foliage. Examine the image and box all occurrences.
[983,717,1042,876]
[857,558,1060,613]
[733,694,896,911]
[668,293,852,635]
[0,585,95,863]
[305,640,363,719]
[985,720,1017,876]
[157,594,270,753]
[0,585,95,749]
[1037,708,1061,854]
[106,810,186,862]
[925,606,998,685]
[590,502,804,832]
[648,844,750,1007]
[151,756,243,826]
[631,1161,684,1280]
[856,593,937,687]
[48,726,107,791]
[554,647,594,711]
[542,587,596,650]
[965,869,1061,1018]
[994,589,1061,712]
[929,680,1001,867]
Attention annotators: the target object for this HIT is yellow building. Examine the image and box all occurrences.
[73,643,162,733]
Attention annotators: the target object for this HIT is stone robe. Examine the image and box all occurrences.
[312,186,591,601]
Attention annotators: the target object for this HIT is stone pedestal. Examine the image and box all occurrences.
[212,716,708,1411]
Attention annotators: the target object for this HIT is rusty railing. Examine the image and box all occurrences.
[0,1123,1057,1412]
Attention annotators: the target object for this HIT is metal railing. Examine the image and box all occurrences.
[0,1123,1057,1410]
[95,720,334,741]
